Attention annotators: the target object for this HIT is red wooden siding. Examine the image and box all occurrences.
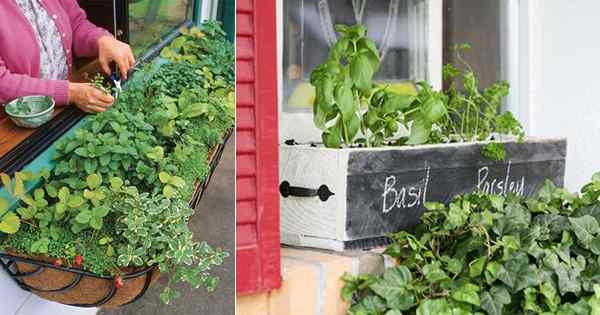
[236,0,281,295]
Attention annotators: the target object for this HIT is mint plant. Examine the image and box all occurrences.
[1,22,234,305]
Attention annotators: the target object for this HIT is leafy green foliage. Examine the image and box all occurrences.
[1,22,234,305]
[343,173,600,314]
[311,26,523,151]
[481,142,506,161]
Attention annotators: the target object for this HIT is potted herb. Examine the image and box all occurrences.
[343,174,600,314]
[0,22,234,307]
[279,24,566,251]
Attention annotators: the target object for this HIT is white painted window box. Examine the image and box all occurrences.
[279,138,566,251]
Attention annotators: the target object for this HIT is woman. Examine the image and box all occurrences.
[0,0,135,113]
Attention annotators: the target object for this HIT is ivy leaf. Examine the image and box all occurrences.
[480,286,510,315]
[469,256,486,278]
[0,212,21,234]
[451,283,480,306]
[422,262,449,283]
[569,215,599,247]
[416,299,450,315]
[369,266,415,311]
[496,253,541,291]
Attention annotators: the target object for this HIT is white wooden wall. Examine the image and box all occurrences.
[0,271,97,315]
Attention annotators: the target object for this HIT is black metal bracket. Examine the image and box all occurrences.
[279,181,334,202]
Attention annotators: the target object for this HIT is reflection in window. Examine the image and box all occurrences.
[129,0,193,56]
[283,0,428,110]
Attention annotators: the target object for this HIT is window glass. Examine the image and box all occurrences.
[128,0,194,56]
[283,0,429,110]
[443,0,506,89]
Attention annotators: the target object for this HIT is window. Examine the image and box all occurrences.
[443,0,505,89]
[282,0,430,111]
[128,0,194,56]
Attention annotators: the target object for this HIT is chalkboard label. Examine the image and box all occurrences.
[345,140,566,239]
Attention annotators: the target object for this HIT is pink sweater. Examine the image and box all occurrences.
[0,0,111,106]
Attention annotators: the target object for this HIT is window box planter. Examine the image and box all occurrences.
[279,138,567,251]
[0,130,232,307]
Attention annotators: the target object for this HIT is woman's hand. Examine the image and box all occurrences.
[68,83,114,113]
[97,36,135,79]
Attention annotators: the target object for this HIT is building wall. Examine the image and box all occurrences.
[526,0,600,191]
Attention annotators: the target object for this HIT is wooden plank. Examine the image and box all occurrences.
[0,60,101,159]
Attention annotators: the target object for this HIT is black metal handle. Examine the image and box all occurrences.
[279,181,334,202]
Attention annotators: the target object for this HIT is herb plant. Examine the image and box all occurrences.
[0,22,234,304]
[343,173,600,314]
[310,25,524,156]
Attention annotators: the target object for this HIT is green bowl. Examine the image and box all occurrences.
[5,96,55,128]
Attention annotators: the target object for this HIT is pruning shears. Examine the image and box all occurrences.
[109,71,122,98]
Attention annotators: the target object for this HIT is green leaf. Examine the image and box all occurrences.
[406,117,431,145]
[422,262,449,283]
[109,177,123,191]
[90,216,103,230]
[369,266,415,311]
[169,176,186,188]
[480,286,510,315]
[17,207,36,220]
[58,187,70,201]
[496,253,541,291]
[335,84,356,118]
[68,196,85,208]
[416,299,450,315]
[1,173,12,195]
[92,206,110,218]
[422,97,447,123]
[75,210,92,224]
[159,172,171,184]
[451,283,480,306]
[350,53,374,95]
[0,197,8,213]
[163,185,175,198]
[86,173,102,190]
[469,256,486,278]
[30,238,50,254]
[569,215,599,247]
[0,212,21,234]
[383,93,414,113]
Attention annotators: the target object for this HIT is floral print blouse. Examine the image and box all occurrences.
[15,0,69,80]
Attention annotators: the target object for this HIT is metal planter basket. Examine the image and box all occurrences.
[0,253,158,308]
[0,129,232,308]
